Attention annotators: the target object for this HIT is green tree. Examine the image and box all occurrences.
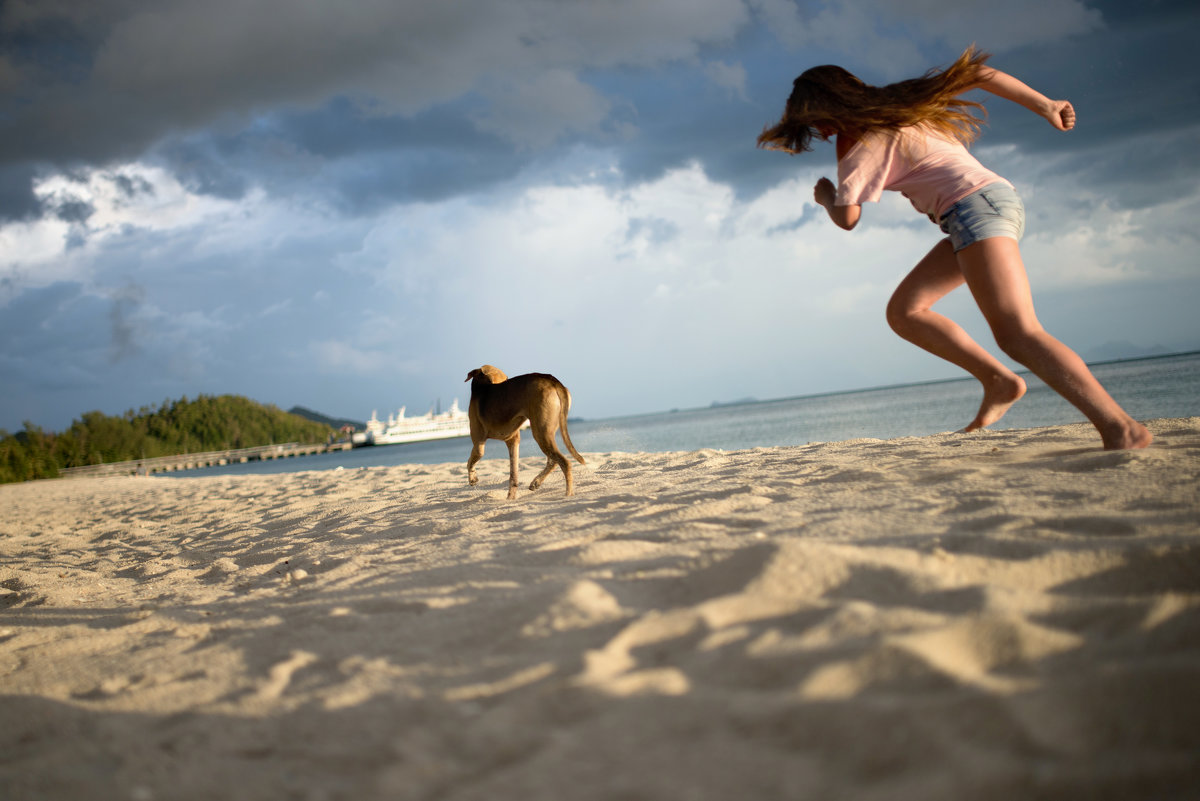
[0,395,335,484]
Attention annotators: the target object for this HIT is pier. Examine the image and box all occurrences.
[57,441,354,479]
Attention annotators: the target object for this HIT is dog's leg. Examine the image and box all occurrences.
[466,440,485,486]
[529,458,557,491]
[504,434,520,500]
[529,426,572,496]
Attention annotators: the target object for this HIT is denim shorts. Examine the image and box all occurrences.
[938,182,1025,252]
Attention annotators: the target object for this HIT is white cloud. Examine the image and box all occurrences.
[1,165,247,297]
[976,141,1200,290]
[4,133,1197,426]
[0,217,75,293]
[36,164,233,232]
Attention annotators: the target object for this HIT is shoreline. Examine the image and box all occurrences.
[3,418,1199,799]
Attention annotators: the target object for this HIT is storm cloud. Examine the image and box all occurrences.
[2,0,1197,431]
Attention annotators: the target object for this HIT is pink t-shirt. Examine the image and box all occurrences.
[835,126,1010,218]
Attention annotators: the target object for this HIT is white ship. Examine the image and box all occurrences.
[361,399,471,446]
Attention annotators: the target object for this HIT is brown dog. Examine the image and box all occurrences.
[465,365,586,500]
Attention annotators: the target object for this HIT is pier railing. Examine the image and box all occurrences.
[57,441,353,478]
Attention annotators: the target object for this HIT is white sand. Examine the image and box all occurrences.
[2,418,1199,800]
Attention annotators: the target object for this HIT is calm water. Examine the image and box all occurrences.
[172,351,1199,478]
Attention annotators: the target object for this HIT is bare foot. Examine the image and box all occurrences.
[963,373,1027,432]
[1100,419,1153,450]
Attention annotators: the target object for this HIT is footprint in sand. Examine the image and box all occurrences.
[0,578,45,608]
[1037,515,1138,537]
[522,580,628,637]
[253,650,318,702]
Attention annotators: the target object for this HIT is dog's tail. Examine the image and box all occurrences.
[556,382,586,465]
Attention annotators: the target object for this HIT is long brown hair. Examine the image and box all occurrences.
[757,47,991,154]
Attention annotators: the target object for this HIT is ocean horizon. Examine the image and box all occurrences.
[170,350,1200,478]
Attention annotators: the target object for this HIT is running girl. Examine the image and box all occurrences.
[758,47,1151,449]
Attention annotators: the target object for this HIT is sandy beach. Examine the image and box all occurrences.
[2,418,1199,800]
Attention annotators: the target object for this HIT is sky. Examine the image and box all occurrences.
[2,0,1198,433]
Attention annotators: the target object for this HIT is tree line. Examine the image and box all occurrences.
[0,394,334,484]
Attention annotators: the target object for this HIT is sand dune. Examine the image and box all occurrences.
[2,418,1199,800]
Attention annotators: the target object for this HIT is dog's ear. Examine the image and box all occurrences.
[480,364,508,383]
[465,368,481,383]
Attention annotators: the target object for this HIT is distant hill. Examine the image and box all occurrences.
[289,406,363,432]
[2,394,335,484]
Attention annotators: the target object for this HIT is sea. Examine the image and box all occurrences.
[170,351,1199,479]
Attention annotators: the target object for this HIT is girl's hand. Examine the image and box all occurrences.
[974,68,1076,132]
[814,177,860,230]
[814,177,836,208]
[1045,100,1076,131]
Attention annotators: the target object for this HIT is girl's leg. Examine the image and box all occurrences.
[956,237,1151,449]
[886,238,1027,431]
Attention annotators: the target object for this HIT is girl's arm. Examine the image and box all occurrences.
[972,66,1076,131]
[815,177,860,230]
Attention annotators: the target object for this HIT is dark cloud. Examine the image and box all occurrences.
[1052,126,1200,211]
[966,2,1200,208]
[52,198,94,223]
[152,121,526,217]
[214,100,528,212]
[0,283,108,397]
[0,163,46,220]
[3,1,1199,432]
[0,0,747,166]
[152,139,250,201]
[5,0,1194,221]
[111,171,153,199]
[982,3,1198,149]
[108,282,144,363]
